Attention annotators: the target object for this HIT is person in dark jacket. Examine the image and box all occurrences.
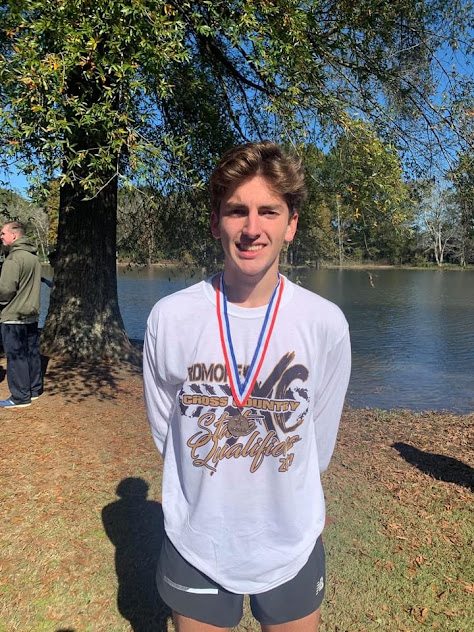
[0,221,43,408]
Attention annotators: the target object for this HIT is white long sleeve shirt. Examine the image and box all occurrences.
[143,275,351,594]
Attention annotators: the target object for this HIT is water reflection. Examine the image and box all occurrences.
[39,266,474,413]
[290,268,474,413]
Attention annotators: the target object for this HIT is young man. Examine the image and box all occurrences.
[0,221,43,409]
[144,141,351,631]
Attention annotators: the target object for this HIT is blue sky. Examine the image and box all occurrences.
[0,165,30,196]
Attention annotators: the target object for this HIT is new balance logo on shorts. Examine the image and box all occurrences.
[315,576,324,595]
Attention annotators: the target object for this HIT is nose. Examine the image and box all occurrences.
[242,210,261,239]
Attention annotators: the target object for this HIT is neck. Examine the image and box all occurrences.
[221,271,280,307]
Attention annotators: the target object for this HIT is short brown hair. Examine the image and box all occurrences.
[3,221,25,236]
[210,141,307,216]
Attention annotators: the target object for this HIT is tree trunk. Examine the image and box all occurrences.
[437,230,444,265]
[41,175,133,359]
[336,195,343,267]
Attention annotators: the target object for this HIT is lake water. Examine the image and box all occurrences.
[40,267,474,414]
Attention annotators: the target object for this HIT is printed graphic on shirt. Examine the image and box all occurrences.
[180,352,309,475]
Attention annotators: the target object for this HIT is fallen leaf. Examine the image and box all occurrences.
[413,554,426,567]
[410,606,429,623]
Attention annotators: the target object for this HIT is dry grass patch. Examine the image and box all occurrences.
[1,359,472,631]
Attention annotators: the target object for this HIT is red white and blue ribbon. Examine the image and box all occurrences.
[216,273,284,408]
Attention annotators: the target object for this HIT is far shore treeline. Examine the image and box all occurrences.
[1,135,473,269]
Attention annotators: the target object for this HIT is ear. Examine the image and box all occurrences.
[284,213,298,243]
[210,212,221,239]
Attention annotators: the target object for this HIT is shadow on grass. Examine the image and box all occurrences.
[393,442,474,492]
[0,338,144,402]
[40,340,143,403]
[102,477,170,632]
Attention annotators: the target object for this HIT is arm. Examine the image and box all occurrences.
[0,259,19,303]
[143,320,178,455]
[314,328,351,473]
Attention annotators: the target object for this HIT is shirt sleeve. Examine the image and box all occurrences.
[143,317,179,455]
[313,327,351,473]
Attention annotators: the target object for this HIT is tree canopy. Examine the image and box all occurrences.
[0,0,472,357]
[1,1,472,188]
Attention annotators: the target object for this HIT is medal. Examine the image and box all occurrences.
[216,273,284,410]
[227,413,256,438]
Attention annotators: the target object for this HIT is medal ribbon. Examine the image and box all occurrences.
[216,273,284,408]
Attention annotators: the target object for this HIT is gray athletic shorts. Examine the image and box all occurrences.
[156,534,326,627]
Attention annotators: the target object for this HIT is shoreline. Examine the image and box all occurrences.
[39,260,473,271]
[114,261,473,271]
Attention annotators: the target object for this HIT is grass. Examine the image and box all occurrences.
[0,362,472,632]
[320,409,473,632]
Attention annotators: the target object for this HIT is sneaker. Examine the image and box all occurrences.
[0,398,31,409]
[31,395,41,401]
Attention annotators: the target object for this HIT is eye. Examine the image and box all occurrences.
[226,207,246,217]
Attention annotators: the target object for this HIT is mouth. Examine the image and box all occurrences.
[237,244,264,252]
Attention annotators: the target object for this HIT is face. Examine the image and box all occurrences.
[211,175,298,285]
[1,225,17,247]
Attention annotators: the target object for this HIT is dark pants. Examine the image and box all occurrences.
[1,323,43,404]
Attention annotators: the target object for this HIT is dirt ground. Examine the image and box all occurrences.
[1,354,473,631]
[0,354,163,631]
